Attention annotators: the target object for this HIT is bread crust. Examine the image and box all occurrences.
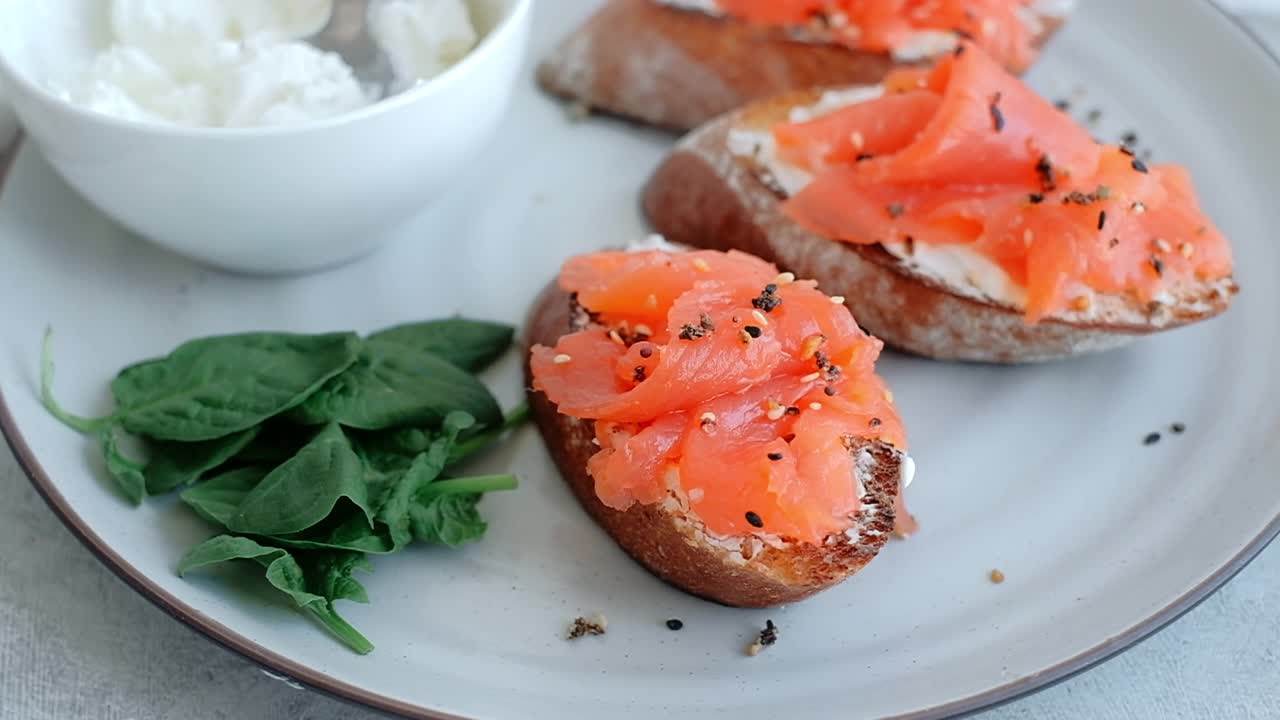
[538,0,1062,132]
[641,91,1239,363]
[524,282,905,608]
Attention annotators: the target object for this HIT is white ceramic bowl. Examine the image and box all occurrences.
[0,0,531,274]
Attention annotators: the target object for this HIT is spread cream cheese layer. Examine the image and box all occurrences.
[728,88,1029,309]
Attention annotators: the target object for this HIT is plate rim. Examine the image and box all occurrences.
[4,3,1280,716]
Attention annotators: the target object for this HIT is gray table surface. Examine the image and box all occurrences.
[5,9,1280,720]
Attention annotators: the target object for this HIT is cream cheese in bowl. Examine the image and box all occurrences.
[49,0,480,128]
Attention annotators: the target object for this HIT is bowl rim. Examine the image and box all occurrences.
[0,0,532,139]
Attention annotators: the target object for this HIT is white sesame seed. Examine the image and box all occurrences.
[591,437,601,446]
[850,131,865,150]
[608,330,625,346]
[830,295,846,304]
[693,258,712,272]
[775,272,796,284]
[553,354,572,364]
[688,488,705,503]
[883,390,895,403]
[634,324,652,337]
[1023,229,1035,245]
[1154,238,1171,253]
[766,402,786,421]
[1132,201,1146,214]
[801,372,821,383]
[1180,242,1194,258]
[751,310,769,326]
[809,402,823,411]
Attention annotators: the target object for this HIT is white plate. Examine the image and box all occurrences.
[2,2,1279,719]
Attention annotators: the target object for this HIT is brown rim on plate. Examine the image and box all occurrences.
[3,5,1280,714]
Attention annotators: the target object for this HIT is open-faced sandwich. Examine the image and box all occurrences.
[539,0,1072,131]
[643,42,1238,363]
[526,244,915,607]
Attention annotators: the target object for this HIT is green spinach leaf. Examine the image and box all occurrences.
[377,412,472,548]
[367,318,514,373]
[410,493,488,547]
[177,536,373,654]
[181,466,269,527]
[274,514,396,555]
[289,343,502,431]
[446,403,531,465]
[145,426,261,495]
[227,423,371,536]
[301,551,371,605]
[40,330,113,434]
[100,427,146,505]
[111,332,360,442]
[231,421,314,465]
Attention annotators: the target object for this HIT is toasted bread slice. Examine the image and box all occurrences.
[524,281,907,607]
[642,90,1239,363]
[538,0,1064,132]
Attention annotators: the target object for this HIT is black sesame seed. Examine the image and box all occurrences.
[824,386,838,396]
[745,511,764,528]
[666,619,684,631]
[1087,108,1102,124]
[989,93,1005,132]
[752,284,782,313]
[1151,256,1165,276]
[1097,211,1107,231]
[1119,145,1135,157]
[639,346,654,358]
[1054,99,1072,112]
[768,452,784,461]
[887,203,905,219]
[744,325,762,339]
[1171,422,1186,434]
[856,152,875,162]
[1121,131,1139,146]
[785,406,801,416]
[1028,193,1045,204]
[1144,432,1161,446]
[1132,158,1149,174]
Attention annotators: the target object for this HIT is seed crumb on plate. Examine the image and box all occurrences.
[745,620,779,656]
[990,569,1006,584]
[567,614,607,640]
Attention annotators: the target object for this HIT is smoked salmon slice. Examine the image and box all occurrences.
[530,249,907,545]
[775,42,1234,322]
[714,0,1044,72]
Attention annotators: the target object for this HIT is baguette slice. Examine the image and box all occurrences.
[538,0,1064,132]
[524,281,907,607]
[642,90,1239,363]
